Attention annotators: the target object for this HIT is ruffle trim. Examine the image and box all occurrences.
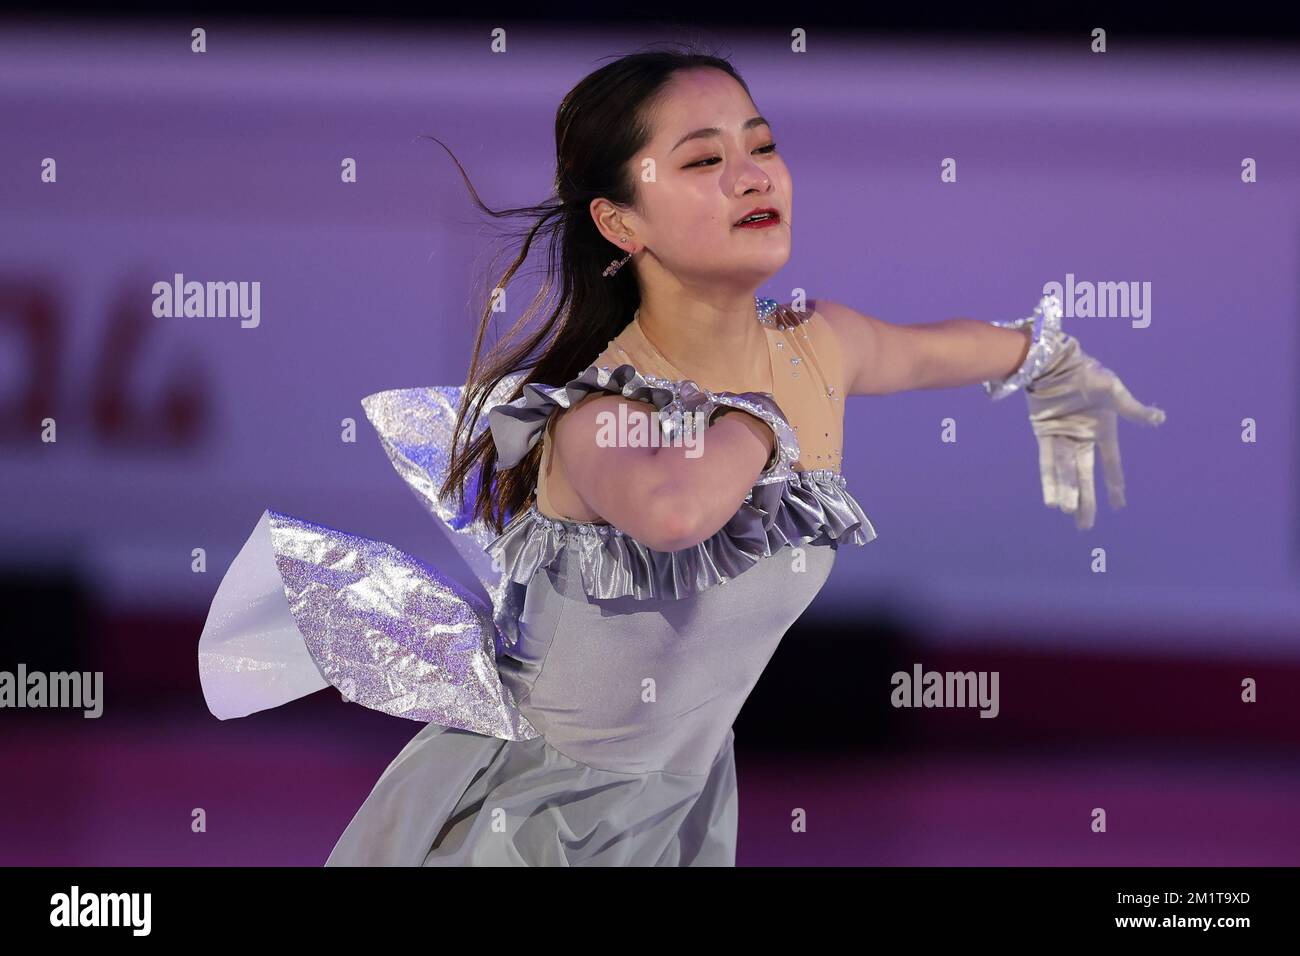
[484,468,877,601]
[487,361,801,484]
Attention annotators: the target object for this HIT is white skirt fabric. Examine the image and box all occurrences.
[326,722,738,866]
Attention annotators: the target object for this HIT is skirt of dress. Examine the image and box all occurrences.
[324,723,739,866]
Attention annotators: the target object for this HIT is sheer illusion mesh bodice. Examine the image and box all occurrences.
[537,302,846,523]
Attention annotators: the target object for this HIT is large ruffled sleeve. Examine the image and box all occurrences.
[198,509,538,739]
[483,362,877,601]
[197,376,541,740]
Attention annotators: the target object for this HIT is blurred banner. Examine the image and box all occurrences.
[3,22,1297,655]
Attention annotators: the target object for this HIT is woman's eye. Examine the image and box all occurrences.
[686,143,778,168]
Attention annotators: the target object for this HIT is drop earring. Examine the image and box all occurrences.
[602,238,634,277]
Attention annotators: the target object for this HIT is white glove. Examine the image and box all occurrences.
[983,294,1166,530]
[1022,335,1166,530]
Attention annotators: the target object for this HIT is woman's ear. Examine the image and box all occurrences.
[589,196,639,250]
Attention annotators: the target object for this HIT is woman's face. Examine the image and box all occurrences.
[614,68,793,288]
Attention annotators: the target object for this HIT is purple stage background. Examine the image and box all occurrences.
[1,18,1298,865]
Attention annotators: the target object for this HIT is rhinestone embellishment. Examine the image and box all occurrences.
[755,297,811,328]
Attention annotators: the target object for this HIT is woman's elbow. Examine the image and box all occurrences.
[634,500,699,552]
[634,483,741,552]
[631,486,714,552]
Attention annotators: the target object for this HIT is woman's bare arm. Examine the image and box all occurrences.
[815,298,1033,395]
[550,393,774,551]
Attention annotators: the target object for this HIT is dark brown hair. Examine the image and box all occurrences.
[433,41,754,534]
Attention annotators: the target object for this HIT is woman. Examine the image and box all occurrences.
[197,46,1165,866]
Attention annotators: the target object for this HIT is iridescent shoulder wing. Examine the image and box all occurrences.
[359,374,528,645]
[196,373,540,739]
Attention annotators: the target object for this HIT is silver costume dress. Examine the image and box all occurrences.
[197,296,877,866]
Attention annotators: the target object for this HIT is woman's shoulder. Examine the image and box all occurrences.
[775,298,847,390]
[797,297,886,355]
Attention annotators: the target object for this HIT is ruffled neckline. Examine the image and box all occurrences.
[485,466,875,601]
[484,353,877,601]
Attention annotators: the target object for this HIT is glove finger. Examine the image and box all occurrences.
[1037,436,1060,507]
[1053,437,1080,514]
[1074,441,1097,530]
[1109,377,1167,426]
[1097,416,1127,510]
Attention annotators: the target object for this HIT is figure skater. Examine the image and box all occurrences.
[197,45,1166,866]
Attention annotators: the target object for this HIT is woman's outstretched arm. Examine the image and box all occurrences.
[815,294,1166,530]
[814,297,1033,395]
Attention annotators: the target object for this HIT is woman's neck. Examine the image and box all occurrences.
[632,294,773,392]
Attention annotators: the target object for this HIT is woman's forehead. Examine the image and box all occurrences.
[651,105,764,152]
[653,72,755,129]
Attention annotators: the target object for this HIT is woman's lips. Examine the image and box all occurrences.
[733,213,781,229]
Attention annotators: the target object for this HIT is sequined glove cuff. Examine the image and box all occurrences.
[981,293,1071,401]
[657,381,800,483]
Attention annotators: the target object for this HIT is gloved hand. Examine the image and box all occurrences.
[1021,334,1166,530]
